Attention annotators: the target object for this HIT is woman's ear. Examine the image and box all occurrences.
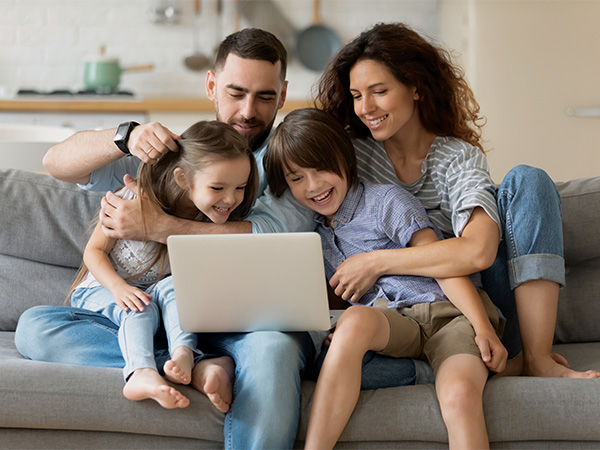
[173,168,190,190]
[413,87,420,101]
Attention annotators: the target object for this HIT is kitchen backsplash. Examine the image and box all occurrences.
[0,0,439,99]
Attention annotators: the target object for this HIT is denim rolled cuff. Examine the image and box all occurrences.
[508,253,566,290]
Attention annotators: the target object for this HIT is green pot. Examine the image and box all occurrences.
[83,50,154,92]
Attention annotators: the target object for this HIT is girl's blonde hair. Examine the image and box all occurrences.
[66,120,257,303]
[314,22,486,151]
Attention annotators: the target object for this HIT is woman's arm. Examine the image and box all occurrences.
[333,206,499,284]
[83,222,152,312]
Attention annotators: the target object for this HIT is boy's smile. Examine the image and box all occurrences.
[284,163,348,225]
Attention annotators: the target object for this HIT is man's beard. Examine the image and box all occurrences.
[215,107,276,151]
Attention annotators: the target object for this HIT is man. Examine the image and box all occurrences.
[16,29,418,450]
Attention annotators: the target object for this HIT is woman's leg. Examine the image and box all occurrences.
[305,306,397,450]
[484,165,599,378]
[435,354,489,450]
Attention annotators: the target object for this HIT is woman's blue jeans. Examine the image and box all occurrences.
[481,165,565,358]
[69,276,197,380]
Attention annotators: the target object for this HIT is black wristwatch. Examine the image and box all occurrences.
[113,121,140,154]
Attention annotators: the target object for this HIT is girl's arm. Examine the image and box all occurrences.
[409,227,507,373]
[83,222,152,312]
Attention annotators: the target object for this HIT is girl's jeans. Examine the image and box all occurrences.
[481,165,565,358]
[69,276,197,380]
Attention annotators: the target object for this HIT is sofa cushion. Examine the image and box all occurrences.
[0,169,102,331]
[555,177,600,343]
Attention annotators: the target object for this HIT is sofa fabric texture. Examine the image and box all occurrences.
[1,168,600,449]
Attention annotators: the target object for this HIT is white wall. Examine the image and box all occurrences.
[440,0,600,183]
[0,0,440,100]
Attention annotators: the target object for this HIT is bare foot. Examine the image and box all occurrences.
[524,354,600,379]
[123,368,190,409]
[164,346,194,385]
[494,352,572,378]
[191,356,235,413]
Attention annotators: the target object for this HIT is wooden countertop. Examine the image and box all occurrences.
[0,97,312,114]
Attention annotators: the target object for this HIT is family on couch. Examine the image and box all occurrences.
[15,23,600,450]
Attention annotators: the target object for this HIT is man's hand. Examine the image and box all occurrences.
[329,252,382,303]
[475,328,508,373]
[100,175,166,241]
[128,122,180,165]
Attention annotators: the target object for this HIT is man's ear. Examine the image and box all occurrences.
[173,168,190,190]
[206,70,217,101]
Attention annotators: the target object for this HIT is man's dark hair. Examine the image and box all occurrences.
[214,28,287,81]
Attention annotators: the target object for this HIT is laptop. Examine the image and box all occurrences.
[167,232,333,333]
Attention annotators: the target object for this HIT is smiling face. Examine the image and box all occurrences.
[175,156,251,224]
[206,54,287,150]
[349,59,421,142]
[284,162,348,225]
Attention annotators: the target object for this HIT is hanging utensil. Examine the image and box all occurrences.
[184,0,210,71]
[296,0,342,72]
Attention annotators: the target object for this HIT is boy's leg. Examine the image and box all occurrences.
[306,304,421,450]
[435,354,489,450]
[199,330,313,450]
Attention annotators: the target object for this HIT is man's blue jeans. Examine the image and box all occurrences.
[481,165,565,358]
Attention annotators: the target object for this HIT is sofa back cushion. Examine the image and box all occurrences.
[0,169,103,331]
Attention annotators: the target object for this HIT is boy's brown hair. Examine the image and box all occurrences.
[264,108,359,198]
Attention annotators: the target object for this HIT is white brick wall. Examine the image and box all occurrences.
[0,0,439,99]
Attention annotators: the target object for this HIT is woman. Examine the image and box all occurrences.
[314,22,598,379]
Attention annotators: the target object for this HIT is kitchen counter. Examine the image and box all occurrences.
[0,97,312,114]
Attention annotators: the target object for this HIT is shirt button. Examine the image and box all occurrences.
[417,216,423,222]
[342,217,348,223]
[332,220,339,227]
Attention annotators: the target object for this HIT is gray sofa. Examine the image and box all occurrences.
[1,167,600,449]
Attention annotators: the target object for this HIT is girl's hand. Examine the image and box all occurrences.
[111,285,152,312]
[475,328,508,373]
[329,252,381,303]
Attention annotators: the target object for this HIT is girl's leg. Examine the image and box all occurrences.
[435,354,489,450]
[484,165,599,378]
[305,306,394,450]
[150,277,198,385]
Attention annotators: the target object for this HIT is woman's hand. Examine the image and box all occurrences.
[329,252,382,303]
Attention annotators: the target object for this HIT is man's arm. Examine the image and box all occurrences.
[43,122,180,185]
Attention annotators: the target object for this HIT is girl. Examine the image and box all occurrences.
[264,108,506,449]
[67,120,257,409]
[314,22,600,379]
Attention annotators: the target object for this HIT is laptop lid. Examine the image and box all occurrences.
[167,232,331,332]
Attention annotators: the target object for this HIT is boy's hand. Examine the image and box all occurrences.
[475,328,508,373]
[111,284,152,312]
[330,252,381,303]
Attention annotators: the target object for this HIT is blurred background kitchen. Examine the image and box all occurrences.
[0,0,598,181]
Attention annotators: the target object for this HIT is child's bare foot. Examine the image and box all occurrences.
[123,368,190,409]
[524,354,600,379]
[164,346,194,385]
[191,356,235,413]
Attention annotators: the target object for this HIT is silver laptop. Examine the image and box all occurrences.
[167,232,332,333]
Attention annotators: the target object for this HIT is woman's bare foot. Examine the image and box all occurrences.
[191,356,235,413]
[524,354,600,378]
[164,346,194,385]
[123,368,190,409]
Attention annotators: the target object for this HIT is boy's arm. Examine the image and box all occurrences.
[83,222,152,312]
[409,228,507,373]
